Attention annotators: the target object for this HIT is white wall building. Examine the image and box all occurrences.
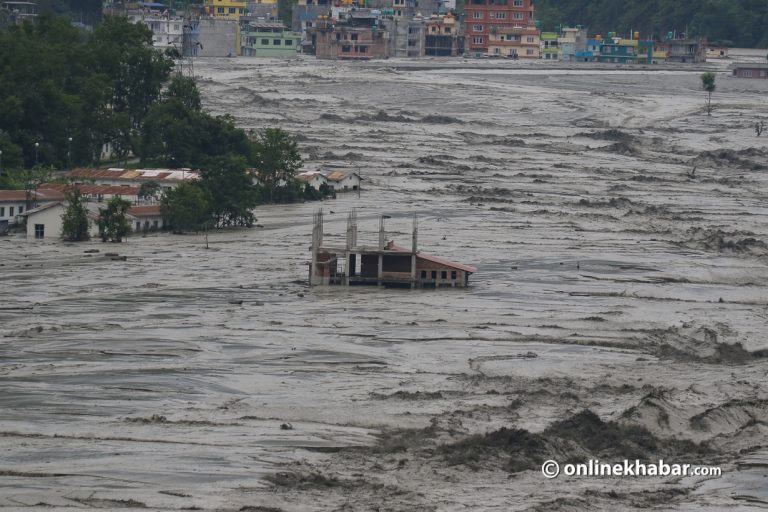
[22,202,100,240]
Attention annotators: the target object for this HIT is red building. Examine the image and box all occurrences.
[464,0,535,54]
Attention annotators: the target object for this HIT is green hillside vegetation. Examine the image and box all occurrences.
[535,0,768,47]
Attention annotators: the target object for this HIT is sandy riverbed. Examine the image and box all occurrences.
[1,55,768,511]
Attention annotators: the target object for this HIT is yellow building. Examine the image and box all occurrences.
[205,0,247,19]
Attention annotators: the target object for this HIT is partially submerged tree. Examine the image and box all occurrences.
[252,128,302,202]
[199,154,258,227]
[701,72,716,116]
[61,189,90,241]
[160,182,210,234]
[98,196,132,242]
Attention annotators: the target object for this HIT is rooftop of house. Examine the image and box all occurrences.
[67,168,200,182]
[128,205,162,217]
[0,188,65,203]
[388,241,477,273]
[731,63,768,69]
[299,169,361,182]
[40,183,142,196]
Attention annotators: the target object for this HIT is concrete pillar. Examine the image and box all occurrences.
[378,254,383,287]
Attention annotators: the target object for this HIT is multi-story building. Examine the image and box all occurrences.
[313,11,388,60]
[204,0,247,20]
[576,37,602,62]
[463,0,534,54]
[558,26,587,62]
[539,31,560,60]
[424,13,462,56]
[241,21,301,57]
[1,1,36,24]
[597,34,638,64]
[665,37,706,63]
[487,25,538,58]
[126,11,186,51]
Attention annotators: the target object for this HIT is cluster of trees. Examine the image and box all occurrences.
[535,0,768,48]
[0,15,174,169]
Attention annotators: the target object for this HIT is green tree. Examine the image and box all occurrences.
[199,155,258,227]
[98,196,132,242]
[277,0,298,27]
[252,128,302,202]
[701,72,716,116]
[61,188,90,241]
[160,182,210,234]
[165,75,201,112]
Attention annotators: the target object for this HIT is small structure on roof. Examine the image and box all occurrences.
[309,210,476,288]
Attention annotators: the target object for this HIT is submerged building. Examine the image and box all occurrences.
[241,21,301,56]
[309,211,476,288]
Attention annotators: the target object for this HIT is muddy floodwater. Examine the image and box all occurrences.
[2,56,768,511]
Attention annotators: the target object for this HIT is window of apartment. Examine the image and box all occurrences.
[526,36,534,43]
[444,27,451,33]
[472,36,483,44]
[136,221,141,231]
[472,11,483,18]
[273,39,281,45]
[744,70,753,78]
[451,271,457,280]
[492,0,507,4]
[473,24,483,32]
[239,8,244,13]
[421,270,427,278]
[153,220,159,228]
[441,271,447,279]
[396,10,402,16]
[342,45,351,52]
[351,33,358,40]
[336,33,341,40]
[513,12,523,19]
[8,206,13,216]
[34,224,44,239]
[261,38,269,44]
[526,48,534,54]
[394,0,404,5]
[285,39,293,45]
[493,47,500,55]
[228,7,236,13]
[513,0,523,5]
[493,11,506,19]
[217,7,224,13]
[174,24,180,31]
[18,206,23,214]
[431,271,437,279]
[358,46,368,53]
[0,207,4,216]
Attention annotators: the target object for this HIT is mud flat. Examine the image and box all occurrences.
[2,57,768,511]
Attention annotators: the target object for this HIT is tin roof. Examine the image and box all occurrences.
[128,205,162,217]
[0,189,66,202]
[40,183,141,196]
[68,168,199,182]
[388,242,477,273]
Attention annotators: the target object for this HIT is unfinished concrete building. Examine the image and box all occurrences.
[424,13,462,56]
[309,211,476,288]
[313,11,389,60]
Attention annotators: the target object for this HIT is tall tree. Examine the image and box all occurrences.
[701,72,716,116]
[61,189,90,241]
[252,128,302,202]
[98,196,132,242]
[160,182,210,234]
[199,155,258,227]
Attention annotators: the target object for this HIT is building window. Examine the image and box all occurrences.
[513,0,523,5]
[526,36,534,43]
[174,24,180,31]
[451,271,457,280]
[228,7,236,13]
[342,45,351,52]
[473,11,483,18]
[0,207,4,216]
[493,11,506,19]
[444,27,451,33]
[351,33,358,40]
[286,39,293,45]
[261,38,269,44]
[217,7,224,13]
[526,48,534,55]
[441,271,447,279]
[136,221,141,231]
[273,39,281,45]
[513,12,523,19]
[473,24,483,32]
[8,206,13,216]
[744,70,753,78]
[431,271,437,279]
[472,36,483,44]
[421,270,427,278]
[18,206,23,214]
[34,224,44,239]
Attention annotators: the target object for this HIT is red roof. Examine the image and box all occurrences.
[41,183,140,196]
[387,242,477,273]
[0,190,29,202]
[128,205,162,217]
[0,189,65,202]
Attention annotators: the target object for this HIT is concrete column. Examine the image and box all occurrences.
[378,254,383,287]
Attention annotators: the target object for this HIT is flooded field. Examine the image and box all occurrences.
[2,56,768,511]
